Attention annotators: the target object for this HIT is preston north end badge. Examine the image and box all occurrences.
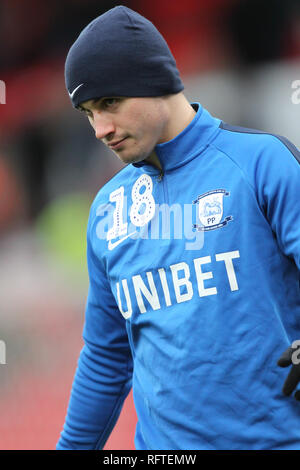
[192,189,233,232]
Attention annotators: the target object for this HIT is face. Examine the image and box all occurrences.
[78,96,170,165]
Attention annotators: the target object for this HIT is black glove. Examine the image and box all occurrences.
[277,341,300,400]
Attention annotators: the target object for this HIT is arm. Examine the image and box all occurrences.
[56,206,133,449]
[254,135,300,398]
[254,135,300,269]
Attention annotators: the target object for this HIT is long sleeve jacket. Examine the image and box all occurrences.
[57,103,300,450]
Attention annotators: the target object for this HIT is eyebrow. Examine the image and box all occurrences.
[78,98,101,112]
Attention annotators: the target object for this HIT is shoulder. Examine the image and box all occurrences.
[213,121,300,168]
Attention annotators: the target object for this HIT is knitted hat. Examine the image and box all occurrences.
[65,5,184,107]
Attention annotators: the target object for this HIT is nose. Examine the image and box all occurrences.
[93,112,115,140]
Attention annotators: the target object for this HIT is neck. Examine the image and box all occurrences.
[145,93,196,171]
[160,93,196,143]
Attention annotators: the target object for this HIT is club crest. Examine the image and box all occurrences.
[192,189,233,232]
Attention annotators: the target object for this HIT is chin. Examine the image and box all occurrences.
[118,151,149,165]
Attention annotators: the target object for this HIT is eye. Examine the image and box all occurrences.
[102,98,120,109]
[78,106,92,118]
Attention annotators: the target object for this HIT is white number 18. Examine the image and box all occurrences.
[107,174,155,241]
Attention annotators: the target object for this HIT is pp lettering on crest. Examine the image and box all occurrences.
[193,189,233,232]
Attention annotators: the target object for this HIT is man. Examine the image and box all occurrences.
[57,6,300,450]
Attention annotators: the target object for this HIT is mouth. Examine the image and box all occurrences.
[108,137,128,150]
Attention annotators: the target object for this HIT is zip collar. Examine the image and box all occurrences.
[132,102,221,175]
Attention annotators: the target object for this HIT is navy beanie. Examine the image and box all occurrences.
[65,5,184,108]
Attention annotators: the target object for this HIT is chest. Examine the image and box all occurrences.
[93,153,276,317]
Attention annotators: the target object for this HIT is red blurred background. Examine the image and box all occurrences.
[0,0,299,450]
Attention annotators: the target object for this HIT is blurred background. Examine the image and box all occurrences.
[0,0,299,450]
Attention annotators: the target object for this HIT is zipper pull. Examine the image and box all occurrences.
[157,171,163,182]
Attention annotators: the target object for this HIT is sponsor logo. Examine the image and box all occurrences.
[108,231,137,251]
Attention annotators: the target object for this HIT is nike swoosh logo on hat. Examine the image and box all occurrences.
[69,83,84,99]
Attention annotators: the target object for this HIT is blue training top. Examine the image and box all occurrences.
[57,103,300,450]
